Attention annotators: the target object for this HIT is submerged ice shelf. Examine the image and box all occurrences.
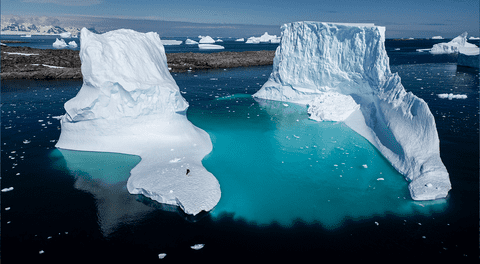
[55,28,220,215]
[253,22,451,200]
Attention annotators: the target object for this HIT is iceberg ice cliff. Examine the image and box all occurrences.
[56,28,221,215]
[254,22,451,200]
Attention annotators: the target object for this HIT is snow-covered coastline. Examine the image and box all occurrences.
[55,28,221,215]
[254,22,451,201]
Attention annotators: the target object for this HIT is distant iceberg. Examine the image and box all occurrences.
[162,39,182,45]
[59,32,72,38]
[52,38,67,48]
[235,38,245,42]
[469,36,480,40]
[185,38,198,45]
[254,22,451,201]
[431,36,443,39]
[246,32,279,44]
[198,44,224,50]
[429,32,478,54]
[68,40,77,48]
[55,28,221,216]
[215,39,223,42]
[199,36,216,44]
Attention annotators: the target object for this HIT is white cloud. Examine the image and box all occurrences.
[22,0,103,6]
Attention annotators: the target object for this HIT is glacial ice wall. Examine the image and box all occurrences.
[56,28,221,215]
[254,22,451,200]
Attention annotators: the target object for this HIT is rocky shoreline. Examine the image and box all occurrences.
[1,46,275,80]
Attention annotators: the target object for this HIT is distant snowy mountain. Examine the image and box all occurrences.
[0,19,100,36]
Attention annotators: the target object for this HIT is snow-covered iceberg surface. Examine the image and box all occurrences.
[253,22,451,200]
[55,28,221,215]
[429,32,478,54]
[53,38,67,48]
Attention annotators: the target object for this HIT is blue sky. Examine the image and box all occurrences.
[2,0,478,38]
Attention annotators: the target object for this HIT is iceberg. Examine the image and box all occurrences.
[55,28,221,216]
[431,36,443,39]
[429,32,478,54]
[235,38,245,42]
[60,31,72,38]
[68,40,77,48]
[253,22,451,200]
[246,32,279,44]
[457,44,479,68]
[469,36,480,40]
[215,38,223,42]
[52,38,67,48]
[198,44,224,50]
[162,39,182,45]
[185,38,198,45]
[199,36,216,44]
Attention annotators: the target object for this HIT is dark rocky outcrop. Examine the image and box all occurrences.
[1,46,275,80]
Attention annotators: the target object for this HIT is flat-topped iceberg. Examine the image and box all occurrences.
[429,32,478,54]
[254,21,451,200]
[198,43,224,50]
[55,28,221,215]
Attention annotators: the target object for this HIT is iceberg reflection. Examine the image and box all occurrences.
[50,149,154,236]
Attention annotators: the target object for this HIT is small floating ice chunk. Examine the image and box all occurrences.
[283,103,289,107]
[362,164,368,168]
[5,207,11,211]
[375,221,379,226]
[1,187,14,192]
[158,253,167,259]
[39,250,45,254]
[437,93,467,100]
[377,178,384,181]
[190,244,205,250]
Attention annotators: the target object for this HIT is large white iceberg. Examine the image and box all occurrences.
[253,22,451,200]
[429,32,478,54]
[55,28,221,215]
[53,38,67,48]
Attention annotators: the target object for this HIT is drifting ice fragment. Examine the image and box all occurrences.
[253,22,451,201]
[190,244,205,250]
[437,93,467,100]
[158,253,167,259]
[1,187,14,192]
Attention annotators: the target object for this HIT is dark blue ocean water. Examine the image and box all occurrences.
[1,39,479,262]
